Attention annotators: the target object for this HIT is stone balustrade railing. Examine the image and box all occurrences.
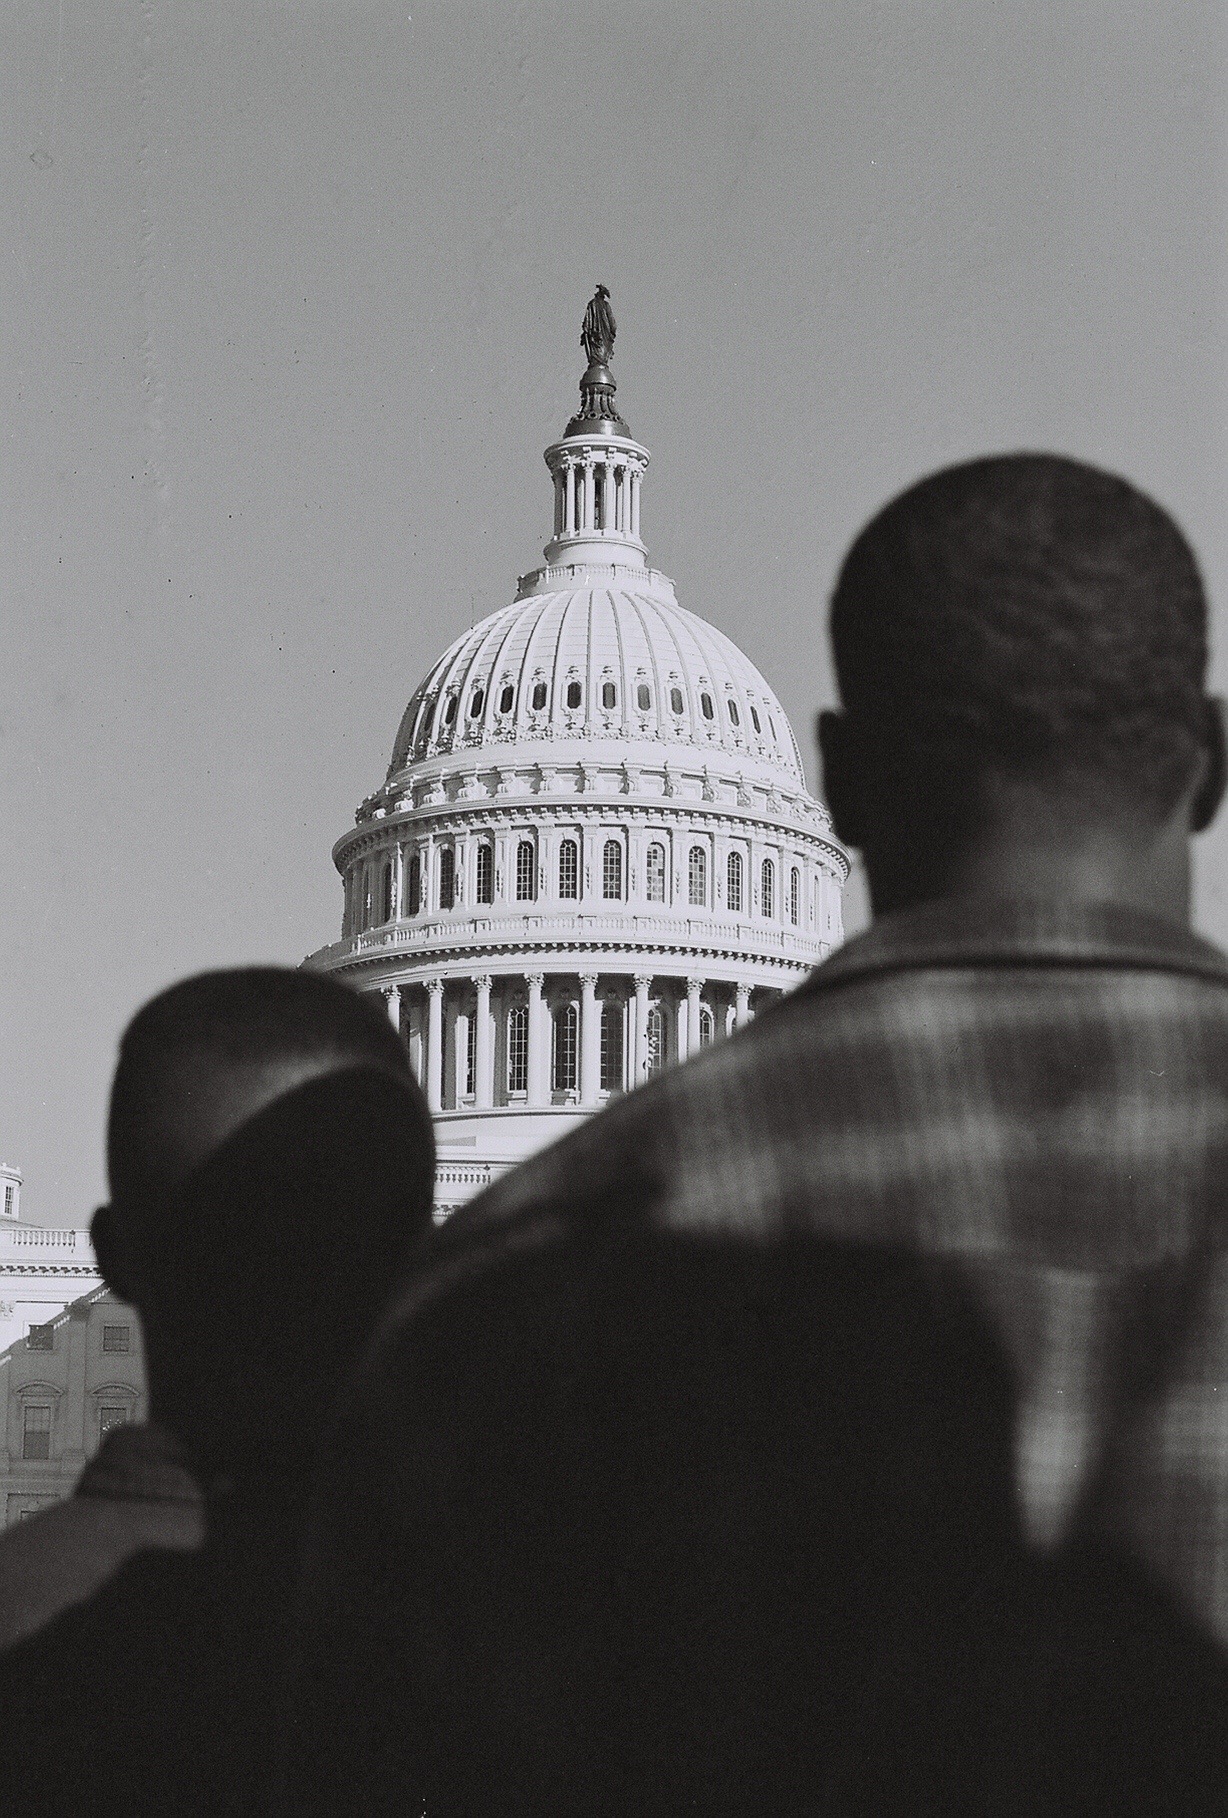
[0,1227,80,1250]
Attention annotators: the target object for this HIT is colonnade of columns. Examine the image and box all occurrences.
[553,456,643,541]
[379,972,764,1115]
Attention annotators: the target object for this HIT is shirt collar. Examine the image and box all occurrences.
[808,896,1228,994]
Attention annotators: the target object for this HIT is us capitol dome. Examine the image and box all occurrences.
[307,289,848,1216]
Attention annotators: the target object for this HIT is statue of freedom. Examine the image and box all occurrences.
[580,285,616,366]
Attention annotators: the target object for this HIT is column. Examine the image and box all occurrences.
[634,973,652,1082]
[565,463,576,537]
[580,461,593,530]
[425,980,444,1111]
[579,972,601,1105]
[603,461,616,530]
[382,982,402,1034]
[554,471,564,535]
[735,982,753,1029]
[686,978,703,1058]
[630,471,641,539]
[526,973,546,1107]
[473,974,494,1110]
[453,1001,470,1105]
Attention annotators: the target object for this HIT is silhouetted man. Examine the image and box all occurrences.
[0,967,434,1817]
[290,456,1228,1812]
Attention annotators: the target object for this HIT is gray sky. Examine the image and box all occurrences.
[4,1,1225,1224]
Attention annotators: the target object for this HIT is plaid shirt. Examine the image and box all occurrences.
[424,895,1228,1653]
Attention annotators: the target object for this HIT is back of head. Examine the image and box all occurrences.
[103,968,435,1484]
[830,454,1208,824]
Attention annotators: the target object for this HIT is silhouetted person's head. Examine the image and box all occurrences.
[93,968,435,1499]
[819,454,1225,921]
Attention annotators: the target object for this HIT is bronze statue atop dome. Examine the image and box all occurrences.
[580,285,616,367]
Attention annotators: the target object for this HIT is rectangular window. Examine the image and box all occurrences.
[552,1005,578,1092]
[602,839,623,900]
[26,1324,54,1352]
[645,842,666,903]
[516,841,536,902]
[476,843,494,905]
[506,1004,529,1094]
[558,839,579,900]
[600,1002,624,1093]
[3,1183,13,1217]
[23,1406,52,1461]
[102,1325,131,1354]
[99,1405,130,1441]
[688,845,707,907]
[439,848,456,911]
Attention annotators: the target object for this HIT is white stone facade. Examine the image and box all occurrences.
[306,317,848,1214]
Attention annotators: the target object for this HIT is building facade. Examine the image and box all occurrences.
[306,299,847,1213]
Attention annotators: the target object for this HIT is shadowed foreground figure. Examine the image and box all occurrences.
[0,968,434,1818]
[290,455,1228,1812]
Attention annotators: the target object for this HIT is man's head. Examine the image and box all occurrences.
[94,968,435,1488]
[819,454,1224,918]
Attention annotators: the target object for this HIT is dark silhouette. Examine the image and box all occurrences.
[0,967,434,1817]
[288,455,1228,1812]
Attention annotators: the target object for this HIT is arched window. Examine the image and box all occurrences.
[688,845,707,907]
[727,699,740,727]
[789,866,800,925]
[645,842,666,904]
[558,838,579,900]
[761,858,775,919]
[601,680,617,709]
[670,686,684,715]
[532,680,548,711]
[406,853,422,917]
[636,683,652,711]
[699,1005,715,1048]
[566,680,582,710]
[727,850,744,914]
[600,1001,624,1092]
[552,1003,578,1092]
[380,861,394,924]
[602,839,623,900]
[700,692,715,720]
[506,1004,528,1094]
[476,843,494,905]
[516,840,536,902]
[646,1005,665,1076]
[439,848,456,911]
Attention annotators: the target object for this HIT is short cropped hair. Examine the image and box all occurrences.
[108,966,420,1208]
[830,454,1209,816]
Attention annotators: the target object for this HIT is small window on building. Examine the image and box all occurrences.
[601,681,617,710]
[670,686,684,715]
[465,1014,476,1099]
[728,699,740,727]
[600,1002,624,1093]
[602,839,623,900]
[558,838,579,900]
[700,692,715,721]
[688,845,707,907]
[646,1005,665,1077]
[99,1405,130,1441]
[23,1406,51,1461]
[3,1182,14,1217]
[532,680,548,711]
[507,1004,529,1094]
[406,853,422,917]
[790,866,801,926]
[699,1005,716,1047]
[498,683,514,714]
[102,1325,131,1354]
[476,843,494,905]
[646,842,666,903]
[439,848,456,911]
[566,680,582,711]
[516,840,536,902]
[761,858,775,919]
[469,687,485,720]
[636,683,651,712]
[444,694,458,725]
[553,1003,578,1092]
[727,851,744,914]
[750,705,762,734]
[768,714,778,740]
[26,1325,53,1352]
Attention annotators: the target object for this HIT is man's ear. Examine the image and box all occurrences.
[1190,697,1228,835]
[817,709,864,849]
[90,1204,136,1303]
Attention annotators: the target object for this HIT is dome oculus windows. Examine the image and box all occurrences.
[469,687,485,720]
[700,692,715,721]
[498,684,515,715]
[566,680,583,711]
[444,694,459,726]
[601,681,617,710]
[727,699,740,728]
[750,705,762,734]
[636,683,652,712]
[532,681,548,712]
[669,686,684,715]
